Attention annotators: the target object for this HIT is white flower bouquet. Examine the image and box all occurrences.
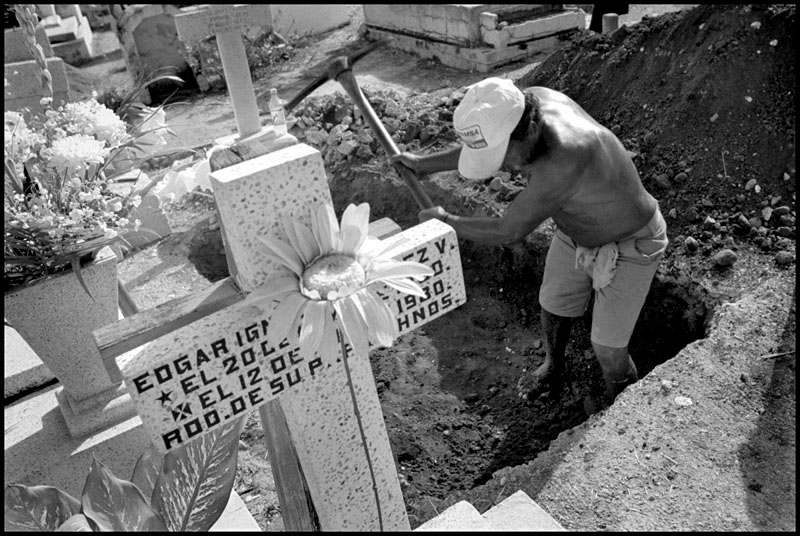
[4,95,169,290]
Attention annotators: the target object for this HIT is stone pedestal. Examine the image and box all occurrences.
[4,248,136,436]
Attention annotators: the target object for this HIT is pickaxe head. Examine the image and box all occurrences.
[285,39,389,113]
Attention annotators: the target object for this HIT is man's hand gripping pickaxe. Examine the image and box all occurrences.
[285,40,435,210]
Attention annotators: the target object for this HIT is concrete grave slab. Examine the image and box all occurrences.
[363,4,585,72]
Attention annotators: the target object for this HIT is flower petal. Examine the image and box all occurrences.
[313,203,339,254]
[341,203,370,232]
[282,216,319,265]
[340,203,370,253]
[371,236,410,260]
[268,292,308,345]
[339,224,364,256]
[246,274,299,304]
[318,314,341,365]
[367,261,434,285]
[257,234,304,276]
[334,299,369,358]
[379,277,429,298]
[360,288,398,347]
[357,236,409,272]
[299,300,330,358]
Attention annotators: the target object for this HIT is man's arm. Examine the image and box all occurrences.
[423,160,577,246]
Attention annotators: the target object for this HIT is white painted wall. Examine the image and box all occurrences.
[270,4,351,38]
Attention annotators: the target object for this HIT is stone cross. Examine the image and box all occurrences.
[114,143,467,531]
[174,4,271,139]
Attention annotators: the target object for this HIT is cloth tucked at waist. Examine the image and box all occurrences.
[575,242,619,290]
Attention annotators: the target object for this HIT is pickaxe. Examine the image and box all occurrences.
[285,40,435,210]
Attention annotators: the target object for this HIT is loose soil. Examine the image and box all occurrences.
[75,5,794,531]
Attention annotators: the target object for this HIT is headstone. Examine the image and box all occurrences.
[114,143,467,530]
[602,13,620,34]
[113,5,197,104]
[79,3,112,30]
[4,20,71,113]
[270,4,350,38]
[4,24,52,62]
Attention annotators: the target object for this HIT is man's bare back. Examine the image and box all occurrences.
[512,87,657,247]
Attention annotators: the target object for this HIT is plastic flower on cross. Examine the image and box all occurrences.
[245,202,433,362]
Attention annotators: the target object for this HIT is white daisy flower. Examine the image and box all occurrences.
[245,202,433,362]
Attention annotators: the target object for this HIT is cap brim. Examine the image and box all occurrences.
[458,137,510,180]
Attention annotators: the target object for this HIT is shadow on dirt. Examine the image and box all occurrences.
[185,221,229,283]
[739,284,796,531]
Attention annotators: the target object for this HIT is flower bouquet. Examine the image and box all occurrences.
[4,95,170,292]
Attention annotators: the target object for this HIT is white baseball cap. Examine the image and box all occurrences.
[454,78,525,180]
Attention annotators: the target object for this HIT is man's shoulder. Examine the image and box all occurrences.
[522,86,565,99]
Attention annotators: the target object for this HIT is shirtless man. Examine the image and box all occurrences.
[393,77,668,404]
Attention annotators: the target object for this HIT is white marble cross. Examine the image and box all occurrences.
[119,143,466,531]
[174,4,271,139]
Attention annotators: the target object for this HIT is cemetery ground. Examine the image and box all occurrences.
[67,5,793,531]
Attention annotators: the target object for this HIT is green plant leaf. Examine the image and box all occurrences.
[152,416,246,532]
[55,514,95,531]
[70,256,96,303]
[4,484,81,531]
[80,456,168,532]
[130,448,163,505]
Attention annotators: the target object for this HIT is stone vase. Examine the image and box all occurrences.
[4,246,137,436]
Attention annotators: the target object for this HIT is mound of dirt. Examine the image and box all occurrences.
[522,4,795,258]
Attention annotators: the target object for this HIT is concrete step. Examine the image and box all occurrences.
[414,500,491,531]
[482,490,566,531]
[414,490,565,531]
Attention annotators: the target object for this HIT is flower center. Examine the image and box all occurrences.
[302,254,366,300]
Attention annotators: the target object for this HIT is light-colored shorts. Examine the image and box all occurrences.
[539,209,668,348]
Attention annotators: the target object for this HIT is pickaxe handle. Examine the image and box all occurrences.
[334,69,434,210]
